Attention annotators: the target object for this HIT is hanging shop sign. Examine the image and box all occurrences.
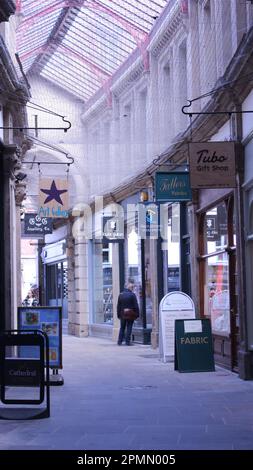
[38,178,69,218]
[189,141,236,189]
[24,213,53,236]
[138,203,161,239]
[159,291,196,362]
[102,215,124,242]
[155,172,192,202]
[174,318,215,372]
[41,240,66,264]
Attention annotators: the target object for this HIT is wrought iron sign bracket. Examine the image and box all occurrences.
[0,116,72,133]
[23,155,74,166]
[182,100,253,117]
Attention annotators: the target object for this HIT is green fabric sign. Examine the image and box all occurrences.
[174,318,215,372]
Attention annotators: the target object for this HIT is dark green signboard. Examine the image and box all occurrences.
[174,318,215,372]
[155,172,192,202]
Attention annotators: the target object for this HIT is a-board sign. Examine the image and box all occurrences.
[174,318,215,372]
[18,307,62,369]
[0,330,50,420]
[159,292,195,362]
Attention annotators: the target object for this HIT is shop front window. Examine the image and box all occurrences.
[126,229,142,327]
[201,201,232,337]
[233,209,236,246]
[45,261,68,318]
[144,239,152,327]
[92,242,113,324]
[204,202,228,254]
[205,252,230,336]
[163,203,180,293]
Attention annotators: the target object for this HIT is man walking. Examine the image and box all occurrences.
[117,279,140,346]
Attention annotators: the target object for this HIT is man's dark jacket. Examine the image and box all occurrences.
[117,288,140,319]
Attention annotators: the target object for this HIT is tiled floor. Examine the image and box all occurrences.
[0,335,253,450]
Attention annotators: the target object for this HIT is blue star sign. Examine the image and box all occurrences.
[41,180,68,205]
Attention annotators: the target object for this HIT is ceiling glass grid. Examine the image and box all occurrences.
[42,51,101,92]
[42,55,100,96]
[42,69,91,100]
[64,28,123,68]
[17,2,63,73]
[70,14,135,55]
[18,0,168,100]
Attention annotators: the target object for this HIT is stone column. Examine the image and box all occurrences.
[219,0,233,71]
[1,145,20,330]
[198,1,217,99]
[188,197,199,313]
[111,96,120,188]
[67,222,76,335]
[230,0,246,54]
[187,0,201,113]
[150,239,159,348]
[112,243,120,342]
[147,53,160,158]
[93,241,104,324]
[72,237,89,337]
[15,180,26,308]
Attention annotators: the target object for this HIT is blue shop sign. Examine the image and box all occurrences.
[155,172,192,202]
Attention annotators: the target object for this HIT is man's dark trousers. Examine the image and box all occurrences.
[118,319,134,345]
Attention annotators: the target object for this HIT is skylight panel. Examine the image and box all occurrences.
[19,0,168,101]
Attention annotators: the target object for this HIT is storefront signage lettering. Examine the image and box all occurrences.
[180,336,208,344]
[189,142,236,189]
[2,359,41,386]
[138,203,161,239]
[24,213,53,235]
[39,178,69,218]
[102,215,124,242]
[155,172,192,202]
[205,215,219,240]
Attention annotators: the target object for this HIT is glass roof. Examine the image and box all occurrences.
[17,0,168,101]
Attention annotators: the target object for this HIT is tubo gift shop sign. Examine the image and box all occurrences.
[155,172,192,202]
[189,141,236,189]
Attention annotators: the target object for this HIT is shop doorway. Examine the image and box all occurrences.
[125,231,152,343]
[45,261,68,318]
[199,198,239,370]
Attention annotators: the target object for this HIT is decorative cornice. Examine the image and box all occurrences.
[150,11,182,58]
[2,144,20,179]
[15,181,26,205]
[0,35,30,99]
[90,25,253,207]
[0,0,15,23]
[0,35,30,147]
[82,3,181,122]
